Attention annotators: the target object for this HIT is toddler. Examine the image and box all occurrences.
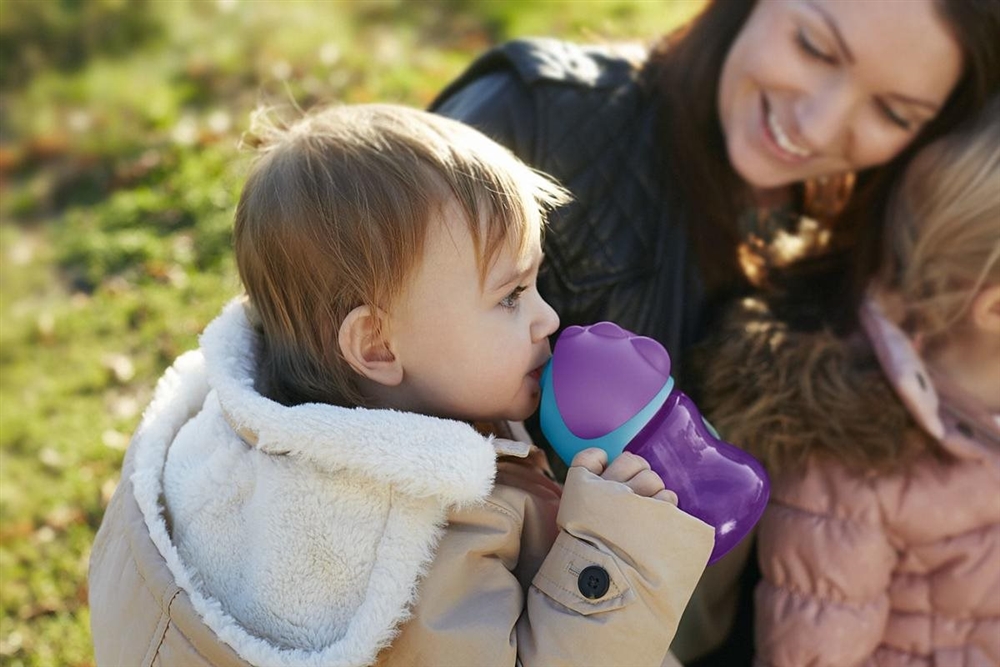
[695,98,1000,666]
[88,104,714,667]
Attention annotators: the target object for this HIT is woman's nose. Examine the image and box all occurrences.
[532,295,560,343]
[795,79,857,155]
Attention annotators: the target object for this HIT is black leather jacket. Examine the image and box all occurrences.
[435,42,761,665]
[431,38,709,365]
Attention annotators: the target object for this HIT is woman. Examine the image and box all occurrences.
[432,0,999,358]
[432,1,1000,664]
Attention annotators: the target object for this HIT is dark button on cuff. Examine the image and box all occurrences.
[578,565,610,599]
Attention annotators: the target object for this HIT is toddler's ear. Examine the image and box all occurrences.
[338,305,403,387]
[971,284,1000,335]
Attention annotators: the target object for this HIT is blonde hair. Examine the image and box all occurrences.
[234,104,569,407]
[879,96,1000,346]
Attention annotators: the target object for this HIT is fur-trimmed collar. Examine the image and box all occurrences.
[695,297,1000,476]
[130,299,500,667]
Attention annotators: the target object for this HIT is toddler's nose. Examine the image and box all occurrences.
[533,296,559,342]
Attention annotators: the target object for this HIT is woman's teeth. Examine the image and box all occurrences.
[767,108,812,158]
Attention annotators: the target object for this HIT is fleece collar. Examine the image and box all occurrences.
[201,298,498,503]
[130,298,502,667]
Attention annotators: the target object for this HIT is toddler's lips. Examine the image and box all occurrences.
[528,362,548,382]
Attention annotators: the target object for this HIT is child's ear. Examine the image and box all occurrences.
[338,305,403,387]
[971,284,1000,335]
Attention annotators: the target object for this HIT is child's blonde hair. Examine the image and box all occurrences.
[879,96,1000,346]
[234,104,568,408]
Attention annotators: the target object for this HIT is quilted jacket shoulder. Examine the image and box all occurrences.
[432,38,707,364]
[432,37,644,94]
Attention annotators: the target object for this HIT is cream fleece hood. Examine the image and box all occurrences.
[130,299,498,667]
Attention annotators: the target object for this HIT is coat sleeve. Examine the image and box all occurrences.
[753,467,897,667]
[380,465,714,667]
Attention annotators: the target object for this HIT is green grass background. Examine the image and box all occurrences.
[0,1,701,664]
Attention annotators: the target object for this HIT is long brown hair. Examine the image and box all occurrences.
[642,0,1000,328]
[641,0,755,295]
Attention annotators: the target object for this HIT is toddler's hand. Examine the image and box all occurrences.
[569,448,678,504]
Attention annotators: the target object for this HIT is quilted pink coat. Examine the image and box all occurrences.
[696,297,1000,667]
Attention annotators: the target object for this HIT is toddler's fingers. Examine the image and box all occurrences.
[570,448,608,475]
[653,488,679,505]
[601,452,650,483]
[623,468,668,499]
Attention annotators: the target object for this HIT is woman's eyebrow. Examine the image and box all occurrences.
[806,2,854,64]
[806,1,941,113]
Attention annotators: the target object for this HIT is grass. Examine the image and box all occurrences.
[0,1,702,664]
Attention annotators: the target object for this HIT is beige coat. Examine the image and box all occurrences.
[89,300,714,666]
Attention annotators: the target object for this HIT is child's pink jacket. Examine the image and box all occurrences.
[752,299,1000,666]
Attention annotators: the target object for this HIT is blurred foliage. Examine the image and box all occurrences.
[0,0,164,90]
[0,1,703,665]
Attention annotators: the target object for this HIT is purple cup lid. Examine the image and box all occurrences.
[552,322,673,439]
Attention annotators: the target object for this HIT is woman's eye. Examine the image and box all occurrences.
[796,28,836,64]
[499,286,527,311]
[877,100,914,131]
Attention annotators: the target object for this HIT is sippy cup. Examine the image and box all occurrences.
[539,322,770,564]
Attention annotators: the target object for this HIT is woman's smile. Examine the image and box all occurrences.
[762,95,813,162]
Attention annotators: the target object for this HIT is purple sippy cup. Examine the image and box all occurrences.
[539,322,770,564]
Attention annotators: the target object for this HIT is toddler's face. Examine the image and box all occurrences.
[385,197,559,423]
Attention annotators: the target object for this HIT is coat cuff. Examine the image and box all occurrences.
[533,530,635,615]
[532,466,714,616]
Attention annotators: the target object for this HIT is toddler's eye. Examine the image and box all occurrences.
[500,286,527,311]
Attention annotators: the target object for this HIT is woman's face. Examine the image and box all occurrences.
[717,0,962,190]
